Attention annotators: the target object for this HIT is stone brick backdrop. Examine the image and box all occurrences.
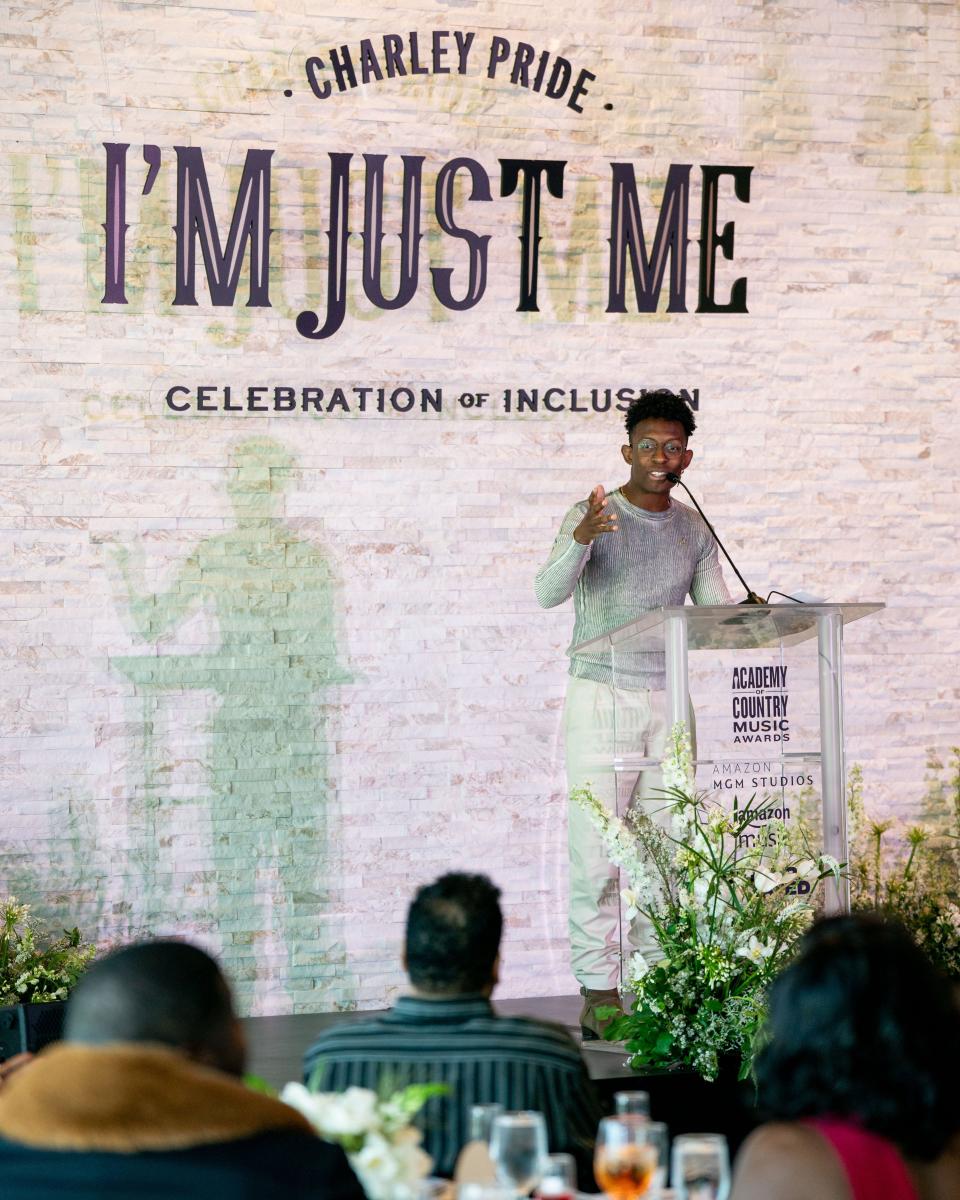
[2,0,958,1014]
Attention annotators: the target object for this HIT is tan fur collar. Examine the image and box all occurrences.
[0,1043,312,1153]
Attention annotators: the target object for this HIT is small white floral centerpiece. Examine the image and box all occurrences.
[574,723,841,1082]
[281,1081,446,1200]
[0,897,96,1006]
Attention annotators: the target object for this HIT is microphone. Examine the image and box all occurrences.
[666,473,765,605]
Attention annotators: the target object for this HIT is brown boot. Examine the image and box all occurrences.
[578,986,623,1041]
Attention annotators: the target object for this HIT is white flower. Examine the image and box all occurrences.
[679,875,711,913]
[351,1130,432,1200]
[621,887,640,921]
[817,854,840,878]
[327,1087,382,1137]
[280,1081,325,1123]
[377,1098,411,1135]
[662,723,695,792]
[792,858,819,882]
[574,786,665,910]
[281,1085,435,1200]
[707,807,730,835]
[280,1084,381,1139]
[352,1131,403,1200]
[752,868,784,894]
[626,951,651,985]
[735,935,775,964]
[774,898,808,924]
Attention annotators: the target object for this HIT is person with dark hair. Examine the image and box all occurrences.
[303,872,602,1182]
[535,388,730,1036]
[64,938,247,1071]
[0,940,365,1200]
[731,914,960,1200]
[404,871,503,994]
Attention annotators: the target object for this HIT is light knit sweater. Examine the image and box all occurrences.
[535,489,730,689]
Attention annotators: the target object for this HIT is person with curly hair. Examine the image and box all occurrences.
[535,389,730,1036]
[732,914,960,1200]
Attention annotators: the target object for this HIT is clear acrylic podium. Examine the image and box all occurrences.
[572,603,883,913]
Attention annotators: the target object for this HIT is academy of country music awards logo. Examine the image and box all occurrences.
[730,664,791,746]
[96,28,755,350]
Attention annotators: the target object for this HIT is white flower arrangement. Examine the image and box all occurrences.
[0,898,96,1007]
[280,1082,445,1200]
[574,723,841,1081]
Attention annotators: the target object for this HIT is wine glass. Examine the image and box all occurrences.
[470,1103,505,1143]
[613,1091,651,1118]
[489,1111,548,1198]
[671,1133,730,1200]
[594,1115,659,1200]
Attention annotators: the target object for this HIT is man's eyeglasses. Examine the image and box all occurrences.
[632,438,685,456]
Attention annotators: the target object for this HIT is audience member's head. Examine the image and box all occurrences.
[404,872,503,996]
[65,940,246,1077]
[753,913,960,1160]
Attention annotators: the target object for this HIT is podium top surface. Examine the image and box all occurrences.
[571,603,885,655]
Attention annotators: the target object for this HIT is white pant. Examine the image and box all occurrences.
[565,676,670,991]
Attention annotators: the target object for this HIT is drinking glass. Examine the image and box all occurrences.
[644,1123,669,1196]
[594,1115,659,1200]
[613,1091,651,1119]
[536,1152,577,1200]
[670,1134,730,1200]
[459,1187,517,1200]
[470,1103,505,1143]
[489,1111,548,1198]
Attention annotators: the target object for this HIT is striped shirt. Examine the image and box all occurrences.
[534,491,730,689]
[302,996,603,1181]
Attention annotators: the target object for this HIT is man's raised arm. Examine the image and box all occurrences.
[535,487,617,608]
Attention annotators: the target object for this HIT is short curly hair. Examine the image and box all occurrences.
[624,389,696,442]
[753,914,960,1160]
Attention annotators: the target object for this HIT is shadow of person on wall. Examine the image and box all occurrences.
[110,438,352,1013]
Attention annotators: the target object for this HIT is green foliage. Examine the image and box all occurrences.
[382,1082,450,1116]
[243,1074,278,1096]
[0,898,96,1007]
[575,724,839,1082]
[848,751,960,980]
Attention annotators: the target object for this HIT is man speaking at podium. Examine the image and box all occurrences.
[535,389,730,1039]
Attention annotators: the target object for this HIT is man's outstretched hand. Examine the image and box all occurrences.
[573,485,618,545]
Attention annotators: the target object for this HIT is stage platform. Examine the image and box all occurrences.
[242,994,635,1091]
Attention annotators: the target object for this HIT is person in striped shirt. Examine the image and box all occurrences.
[535,390,730,1038]
[302,873,603,1183]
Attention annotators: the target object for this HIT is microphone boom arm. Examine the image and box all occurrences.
[666,473,764,605]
